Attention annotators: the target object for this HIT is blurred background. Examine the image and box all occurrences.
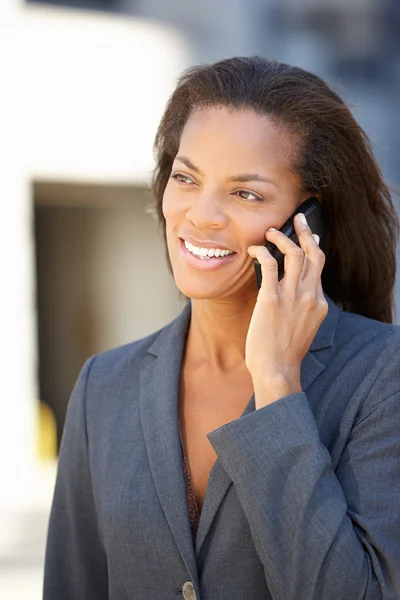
[0,0,399,597]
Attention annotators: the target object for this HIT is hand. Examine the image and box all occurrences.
[246,212,328,409]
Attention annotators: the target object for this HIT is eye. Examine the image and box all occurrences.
[235,190,264,202]
[170,172,264,202]
[170,172,195,185]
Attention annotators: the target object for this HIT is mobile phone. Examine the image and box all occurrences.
[254,197,323,288]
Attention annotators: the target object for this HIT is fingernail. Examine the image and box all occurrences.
[268,227,276,231]
[313,234,320,245]
[298,213,307,225]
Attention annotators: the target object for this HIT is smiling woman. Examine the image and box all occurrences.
[162,107,304,300]
[44,57,400,600]
[153,59,398,323]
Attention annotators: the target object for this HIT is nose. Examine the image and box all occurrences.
[186,191,227,229]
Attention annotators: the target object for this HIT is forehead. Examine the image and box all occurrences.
[177,107,296,174]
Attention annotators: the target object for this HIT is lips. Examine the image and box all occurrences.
[179,238,236,272]
[180,235,235,252]
[183,239,234,259]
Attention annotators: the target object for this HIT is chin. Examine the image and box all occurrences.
[172,271,223,300]
[172,267,256,302]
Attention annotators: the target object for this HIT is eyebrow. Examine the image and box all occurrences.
[174,155,278,187]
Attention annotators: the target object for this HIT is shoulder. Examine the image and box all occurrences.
[80,301,190,392]
[73,319,180,434]
[334,307,400,357]
[66,303,191,435]
[329,307,400,414]
[314,294,400,360]
[316,296,400,376]
[84,321,174,386]
[306,304,400,446]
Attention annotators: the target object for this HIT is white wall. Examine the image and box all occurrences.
[0,0,191,511]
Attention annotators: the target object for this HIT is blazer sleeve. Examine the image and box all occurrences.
[43,356,109,600]
[207,361,400,599]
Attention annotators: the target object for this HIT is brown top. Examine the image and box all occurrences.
[179,428,200,538]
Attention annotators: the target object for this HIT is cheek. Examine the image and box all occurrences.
[252,223,270,246]
[161,190,172,222]
[162,191,181,257]
[244,202,300,246]
[162,187,183,229]
[238,213,274,248]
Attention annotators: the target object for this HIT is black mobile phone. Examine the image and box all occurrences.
[254,197,323,288]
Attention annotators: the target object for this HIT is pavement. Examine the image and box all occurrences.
[0,463,56,600]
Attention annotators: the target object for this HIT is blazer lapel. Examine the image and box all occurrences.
[196,294,340,555]
[139,303,199,586]
[140,294,340,568]
[195,458,232,556]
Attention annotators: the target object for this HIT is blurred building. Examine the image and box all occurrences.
[0,1,191,596]
[17,0,400,453]
[1,0,399,597]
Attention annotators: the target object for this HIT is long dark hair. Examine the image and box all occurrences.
[152,56,399,323]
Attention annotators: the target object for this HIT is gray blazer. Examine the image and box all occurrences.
[43,296,400,600]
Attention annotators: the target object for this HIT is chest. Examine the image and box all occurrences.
[179,366,254,509]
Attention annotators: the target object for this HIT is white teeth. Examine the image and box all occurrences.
[184,240,234,259]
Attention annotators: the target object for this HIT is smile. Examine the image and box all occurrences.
[179,239,236,272]
[184,240,234,259]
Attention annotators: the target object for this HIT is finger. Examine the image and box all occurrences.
[302,236,325,285]
[299,234,318,279]
[294,215,325,285]
[316,280,329,319]
[316,280,325,301]
[248,245,278,299]
[264,227,304,289]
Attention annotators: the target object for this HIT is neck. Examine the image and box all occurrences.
[186,294,257,371]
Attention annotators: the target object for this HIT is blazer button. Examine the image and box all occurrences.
[182,581,197,600]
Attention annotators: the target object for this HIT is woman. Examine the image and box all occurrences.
[44,57,400,599]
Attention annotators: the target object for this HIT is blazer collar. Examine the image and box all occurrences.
[141,294,340,563]
[139,302,197,584]
[146,301,191,358]
[147,292,340,358]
